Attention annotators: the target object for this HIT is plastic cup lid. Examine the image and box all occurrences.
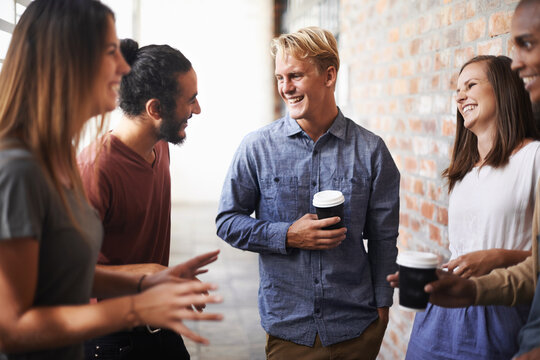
[312,190,345,208]
[396,251,438,269]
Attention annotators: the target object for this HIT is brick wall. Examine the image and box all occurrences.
[339,0,518,358]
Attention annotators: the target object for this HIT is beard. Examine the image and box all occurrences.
[157,113,187,145]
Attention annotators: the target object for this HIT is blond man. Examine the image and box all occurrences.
[216,27,400,359]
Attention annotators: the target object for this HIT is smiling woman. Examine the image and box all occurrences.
[404,55,540,360]
[0,1,222,359]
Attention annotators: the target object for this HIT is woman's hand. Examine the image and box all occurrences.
[134,281,223,344]
[444,249,530,278]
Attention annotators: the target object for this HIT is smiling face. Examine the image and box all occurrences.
[511,2,540,103]
[274,53,333,122]
[157,68,201,145]
[456,61,498,134]
[90,16,130,117]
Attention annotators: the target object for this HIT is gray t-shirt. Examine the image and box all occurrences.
[0,145,103,360]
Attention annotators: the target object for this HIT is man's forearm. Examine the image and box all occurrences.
[472,255,535,306]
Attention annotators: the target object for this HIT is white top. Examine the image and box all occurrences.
[448,141,540,260]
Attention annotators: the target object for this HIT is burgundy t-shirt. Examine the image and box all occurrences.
[78,134,171,266]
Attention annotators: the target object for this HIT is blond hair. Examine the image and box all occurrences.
[0,0,113,212]
[271,26,339,74]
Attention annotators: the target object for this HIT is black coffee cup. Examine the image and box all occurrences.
[313,190,345,230]
[397,251,438,312]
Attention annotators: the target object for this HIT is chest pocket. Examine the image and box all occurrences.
[332,176,370,228]
[259,176,298,221]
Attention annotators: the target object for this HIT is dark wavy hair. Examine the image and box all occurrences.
[119,39,192,119]
[443,55,540,192]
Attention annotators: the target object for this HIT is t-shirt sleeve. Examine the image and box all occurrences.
[0,155,48,241]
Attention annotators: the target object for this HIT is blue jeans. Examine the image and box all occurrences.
[84,327,189,360]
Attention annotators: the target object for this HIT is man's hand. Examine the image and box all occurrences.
[286,214,347,250]
[387,270,477,308]
[386,271,399,288]
[513,347,540,360]
[377,307,389,324]
[424,269,477,308]
[142,250,220,311]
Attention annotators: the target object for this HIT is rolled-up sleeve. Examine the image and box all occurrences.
[216,139,291,254]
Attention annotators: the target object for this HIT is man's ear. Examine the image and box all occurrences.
[145,99,161,121]
[325,66,337,87]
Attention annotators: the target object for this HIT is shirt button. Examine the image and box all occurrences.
[314,278,319,284]
[314,150,318,155]
[315,308,320,314]
[311,181,316,187]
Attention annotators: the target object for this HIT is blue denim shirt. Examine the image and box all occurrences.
[216,110,400,346]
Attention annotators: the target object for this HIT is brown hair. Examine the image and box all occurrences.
[443,55,540,192]
[0,0,114,209]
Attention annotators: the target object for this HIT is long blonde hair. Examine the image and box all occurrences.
[0,0,113,208]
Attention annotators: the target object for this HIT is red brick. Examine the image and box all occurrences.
[464,18,486,42]
[402,60,413,77]
[442,115,456,136]
[400,213,410,227]
[408,118,422,132]
[436,6,452,28]
[418,15,432,34]
[420,159,437,178]
[389,64,399,78]
[376,0,388,14]
[428,181,444,201]
[437,206,449,225]
[405,195,419,212]
[452,4,466,22]
[454,47,475,69]
[431,74,440,90]
[417,55,433,73]
[410,77,420,94]
[398,229,411,248]
[489,11,512,37]
[478,38,503,56]
[389,28,400,42]
[399,138,413,151]
[403,21,416,39]
[435,50,451,70]
[392,79,408,95]
[429,224,442,244]
[414,179,425,195]
[411,217,421,231]
[421,201,435,219]
[387,136,398,151]
[466,1,477,18]
[423,119,437,134]
[404,156,418,172]
[410,38,422,55]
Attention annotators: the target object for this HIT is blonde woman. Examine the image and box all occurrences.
[0,1,221,359]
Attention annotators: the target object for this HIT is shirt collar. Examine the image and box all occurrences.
[284,107,346,140]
